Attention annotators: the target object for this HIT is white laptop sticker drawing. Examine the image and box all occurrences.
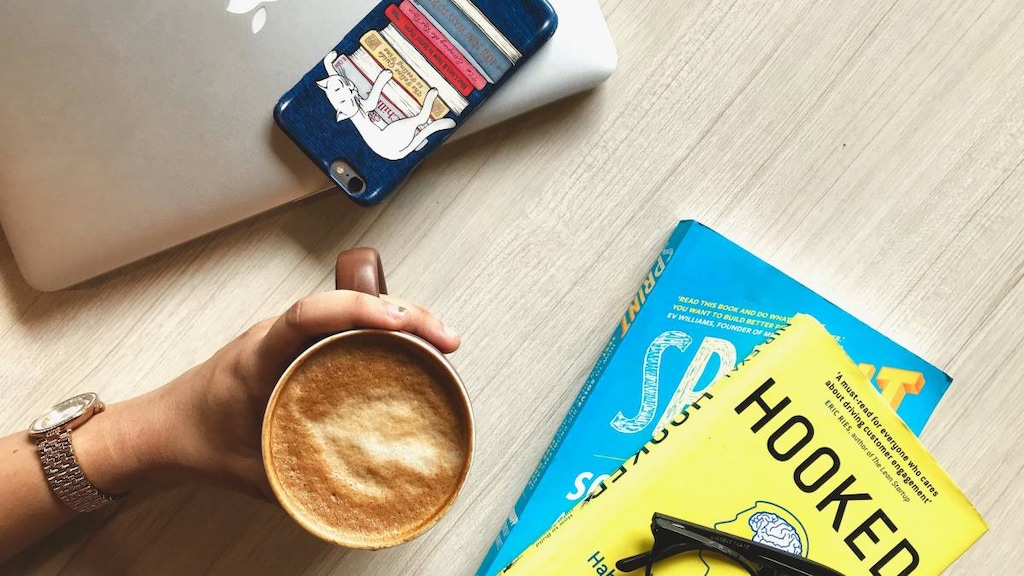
[316,51,456,161]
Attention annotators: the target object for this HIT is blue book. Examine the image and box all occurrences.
[477,220,952,575]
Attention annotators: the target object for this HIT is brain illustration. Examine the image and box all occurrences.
[747,512,803,556]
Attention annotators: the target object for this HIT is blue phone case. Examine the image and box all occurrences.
[274,0,558,206]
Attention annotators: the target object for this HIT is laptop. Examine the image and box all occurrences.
[0,0,616,291]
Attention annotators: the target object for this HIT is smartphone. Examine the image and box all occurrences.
[274,0,558,206]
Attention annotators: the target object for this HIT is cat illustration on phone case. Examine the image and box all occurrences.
[316,51,456,161]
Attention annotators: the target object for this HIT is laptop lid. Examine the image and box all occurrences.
[0,0,615,291]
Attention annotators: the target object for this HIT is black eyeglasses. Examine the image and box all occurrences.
[615,513,846,576]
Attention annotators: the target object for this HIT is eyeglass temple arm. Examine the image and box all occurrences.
[655,515,845,576]
[617,516,672,573]
[616,551,652,573]
[616,523,708,573]
[749,552,846,576]
[615,527,756,574]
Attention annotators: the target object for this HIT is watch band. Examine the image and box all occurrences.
[36,428,122,513]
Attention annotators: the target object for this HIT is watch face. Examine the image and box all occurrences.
[29,392,98,435]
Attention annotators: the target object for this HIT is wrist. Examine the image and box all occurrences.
[64,354,272,501]
[72,388,189,495]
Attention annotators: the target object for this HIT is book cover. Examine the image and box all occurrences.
[500,315,986,575]
[478,221,953,576]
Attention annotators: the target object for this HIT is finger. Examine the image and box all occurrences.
[256,291,458,377]
[244,316,277,342]
[381,295,461,354]
[255,291,406,377]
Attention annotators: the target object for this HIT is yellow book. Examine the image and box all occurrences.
[501,315,986,576]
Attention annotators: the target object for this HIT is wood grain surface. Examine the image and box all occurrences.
[3,0,1022,573]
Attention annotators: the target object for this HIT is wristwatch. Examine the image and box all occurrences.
[28,392,122,513]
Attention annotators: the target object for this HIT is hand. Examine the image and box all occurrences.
[0,290,460,561]
[116,291,460,501]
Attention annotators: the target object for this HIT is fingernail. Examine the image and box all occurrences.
[388,304,408,319]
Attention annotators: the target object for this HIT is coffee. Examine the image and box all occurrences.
[264,331,472,548]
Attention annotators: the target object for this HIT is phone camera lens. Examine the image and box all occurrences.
[330,159,366,196]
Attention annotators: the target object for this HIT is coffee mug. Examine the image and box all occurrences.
[261,248,474,549]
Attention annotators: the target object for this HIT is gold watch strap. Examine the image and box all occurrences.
[36,428,122,513]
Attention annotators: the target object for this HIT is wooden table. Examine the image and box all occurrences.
[3,0,1021,573]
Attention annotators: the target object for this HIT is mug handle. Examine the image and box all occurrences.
[335,247,388,296]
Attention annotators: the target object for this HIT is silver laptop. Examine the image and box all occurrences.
[0,0,616,291]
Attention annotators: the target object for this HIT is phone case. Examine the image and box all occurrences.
[274,0,558,206]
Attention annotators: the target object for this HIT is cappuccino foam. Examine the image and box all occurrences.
[267,334,470,548]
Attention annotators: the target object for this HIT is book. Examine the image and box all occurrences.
[357,32,453,118]
[410,0,512,81]
[400,0,489,90]
[386,3,474,97]
[408,0,493,84]
[379,24,470,113]
[500,315,986,575]
[477,221,953,576]
[449,0,522,63]
[337,49,450,122]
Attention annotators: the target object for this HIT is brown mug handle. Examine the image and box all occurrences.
[335,247,388,296]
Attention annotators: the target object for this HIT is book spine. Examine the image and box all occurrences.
[386,4,474,97]
[409,0,492,84]
[347,48,436,120]
[359,31,452,119]
[400,0,487,90]
[379,25,469,114]
[411,0,511,82]
[448,0,521,63]
[477,226,691,576]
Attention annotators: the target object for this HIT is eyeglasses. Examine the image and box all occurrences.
[615,513,846,576]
